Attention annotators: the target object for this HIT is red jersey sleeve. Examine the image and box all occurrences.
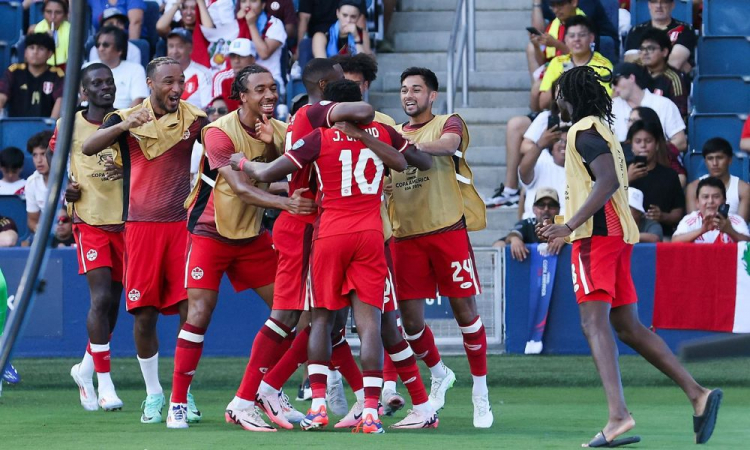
[306,101,338,128]
[285,128,322,169]
[742,116,750,139]
[203,128,236,170]
[49,126,59,153]
[442,116,464,140]
[382,124,409,153]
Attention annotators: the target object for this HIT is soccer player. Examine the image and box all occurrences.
[538,65,722,447]
[232,78,411,434]
[390,67,492,428]
[167,64,314,430]
[53,63,124,412]
[82,57,208,425]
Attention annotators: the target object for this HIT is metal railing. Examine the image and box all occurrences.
[446,0,476,114]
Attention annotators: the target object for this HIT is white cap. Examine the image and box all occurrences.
[227,38,256,58]
[628,187,645,214]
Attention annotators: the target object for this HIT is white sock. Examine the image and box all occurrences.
[413,402,433,414]
[230,395,254,410]
[80,349,95,378]
[311,397,326,410]
[353,388,364,403]
[428,360,448,379]
[383,381,397,393]
[363,407,379,420]
[97,372,115,394]
[259,381,278,395]
[137,353,163,396]
[472,375,488,396]
[505,187,519,195]
[328,369,342,383]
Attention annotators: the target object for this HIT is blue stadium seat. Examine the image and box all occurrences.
[0,40,10,72]
[696,37,750,77]
[631,0,692,26]
[692,76,750,114]
[687,113,749,182]
[0,194,29,243]
[130,38,150,68]
[703,0,750,37]
[0,1,23,46]
[684,151,749,183]
[29,1,43,28]
[142,1,160,54]
[0,118,56,178]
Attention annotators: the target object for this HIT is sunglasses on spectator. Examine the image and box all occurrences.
[207,107,228,115]
[58,215,71,224]
[639,45,660,53]
[96,41,112,49]
[534,201,559,209]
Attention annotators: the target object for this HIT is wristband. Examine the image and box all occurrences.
[565,223,573,232]
[239,156,248,172]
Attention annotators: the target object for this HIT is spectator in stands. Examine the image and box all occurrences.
[238,0,287,93]
[627,120,685,235]
[0,147,26,195]
[329,52,377,97]
[685,138,750,222]
[528,0,583,112]
[624,0,697,73]
[190,96,229,186]
[518,121,567,220]
[297,0,367,61]
[0,215,18,247]
[88,0,144,40]
[636,28,689,120]
[492,188,565,260]
[156,0,212,37]
[29,0,70,68]
[313,0,370,58]
[265,0,298,48]
[167,28,212,108]
[212,38,256,112]
[627,106,686,186]
[24,130,53,234]
[673,177,750,244]
[538,16,612,111]
[611,62,686,151]
[51,208,75,247]
[0,33,63,118]
[741,116,750,154]
[629,187,663,243]
[88,7,142,65]
[93,26,149,109]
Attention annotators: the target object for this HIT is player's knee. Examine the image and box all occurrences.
[400,315,423,335]
[270,309,301,329]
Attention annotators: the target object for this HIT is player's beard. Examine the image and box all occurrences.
[404,99,429,118]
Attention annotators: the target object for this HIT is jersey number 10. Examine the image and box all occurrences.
[338,148,384,197]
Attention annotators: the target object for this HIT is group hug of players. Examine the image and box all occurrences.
[60,55,492,434]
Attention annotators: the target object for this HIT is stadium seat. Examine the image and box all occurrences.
[0,194,29,243]
[29,1,43,28]
[631,0,692,26]
[142,1,160,54]
[130,38,150,68]
[154,38,166,58]
[692,76,750,114]
[0,1,23,46]
[0,40,10,72]
[696,37,750,77]
[684,150,749,183]
[0,118,56,178]
[703,0,750,37]
[688,113,747,154]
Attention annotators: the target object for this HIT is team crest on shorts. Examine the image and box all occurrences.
[86,249,98,261]
[182,129,191,140]
[191,267,204,280]
[128,289,141,301]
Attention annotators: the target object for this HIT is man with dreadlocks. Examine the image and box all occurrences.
[538,66,722,448]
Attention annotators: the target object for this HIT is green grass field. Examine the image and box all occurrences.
[0,355,748,449]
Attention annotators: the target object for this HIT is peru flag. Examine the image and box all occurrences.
[653,243,750,333]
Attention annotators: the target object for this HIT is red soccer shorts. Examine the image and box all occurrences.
[123,221,188,315]
[271,213,313,310]
[310,230,387,311]
[185,231,277,292]
[72,223,125,282]
[383,238,397,313]
[571,235,638,307]
[392,227,481,300]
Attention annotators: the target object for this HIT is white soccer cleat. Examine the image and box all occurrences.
[326,373,348,416]
[428,367,456,411]
[334,399,363,428]
[98,390,124,411]
[256,391,293,430]
[390,408,439,429]
[225,405,276,432]
[70,363,98,411]
[472,393,494,428]
[141,393,166,424]
[166,402,189,429]
[382,388,405,416]
[280,390,305,423]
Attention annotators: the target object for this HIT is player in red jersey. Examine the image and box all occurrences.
[232,79,411,434]
[82,57,207,425]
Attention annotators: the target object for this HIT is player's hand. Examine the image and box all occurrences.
[104,156,123,181]
[229,152,245,171]
[255,114,274,144]
[333,121,364,140]
[537,125,561,150]
[627,162,648,182]
[540,222,571,241]
[64,182,81,203]
[121,108,152,131]
[383,182,393,195]
[509,237,530,261]
[286,188,317,215]
[547,237,566,255]
[645,204,662,222]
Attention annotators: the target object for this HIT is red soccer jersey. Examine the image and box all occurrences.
[284,100,337,223]
[102,113,206,222]
[285,122,408,239]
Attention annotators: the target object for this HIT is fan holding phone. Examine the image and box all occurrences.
[673,177,750,244]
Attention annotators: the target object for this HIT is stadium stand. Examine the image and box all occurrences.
[630,0,692,26]
[702,0,750,37]
[696,36,750,77]
[686,113,750,182]
[0,118,56,178]
[0,1,24,46]
[142,1,161,55]
[692,76,750,115]
[0,193,29,243]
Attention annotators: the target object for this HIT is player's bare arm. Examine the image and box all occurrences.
[328,101,375,124]
[403,146,432,170]
[218,165,316,215]
[82,108,152,156]
[230,152,300,183]
[410,132,461,157]
[64,182,81,203]
[333,121,407,171]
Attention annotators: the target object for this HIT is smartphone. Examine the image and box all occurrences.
[547,114,560,130]
[633,155,648,166]
[526,27,543,36]
[718,203,730,219]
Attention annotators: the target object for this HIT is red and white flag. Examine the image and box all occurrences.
[653,242,750,333]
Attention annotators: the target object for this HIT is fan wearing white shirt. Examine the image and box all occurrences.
[167,28,213,108]
[92,26,149,109]
[611,62,686,152]
[88,7,142,66]
[518,121,567,220]
[0,147,26,195]
[673,177,750,244]
[24,130,54,234]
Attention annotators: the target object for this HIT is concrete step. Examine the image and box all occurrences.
[374,52,527,76]
[394,30,528,53]
[391,10,530,33]
[456,107,529,124]
[371,90,528,109]
[470,228,510,248]
[370,70,530,93]
[401,0,530,12]
[465,123,507,148]
[466,146,506,166]
[471,165,505,197]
